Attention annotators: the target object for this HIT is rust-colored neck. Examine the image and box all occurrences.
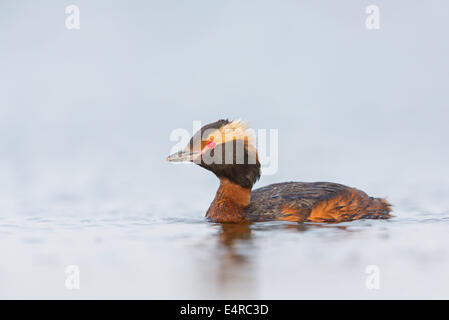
[206,178,251,223]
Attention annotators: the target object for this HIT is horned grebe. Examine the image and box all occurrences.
[167,119,392,223]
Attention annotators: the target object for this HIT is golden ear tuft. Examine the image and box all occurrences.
[210,119,256,151]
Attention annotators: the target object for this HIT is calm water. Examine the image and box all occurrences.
[1,195,449,299]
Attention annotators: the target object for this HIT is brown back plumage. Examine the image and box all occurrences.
[243,182,391,223]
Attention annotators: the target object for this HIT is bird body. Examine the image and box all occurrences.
[206,179,391,223]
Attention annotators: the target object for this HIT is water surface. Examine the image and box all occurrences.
[1,203,448,299]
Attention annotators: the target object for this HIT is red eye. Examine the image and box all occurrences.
[207,141,216,149]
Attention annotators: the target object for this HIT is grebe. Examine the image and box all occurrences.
[167,119,392,223]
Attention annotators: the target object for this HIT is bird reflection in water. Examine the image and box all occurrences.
[211,222,350,298]
[213,222,254,298]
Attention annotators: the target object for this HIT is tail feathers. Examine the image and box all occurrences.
[365,197,392,219]
[308,189,393,223]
